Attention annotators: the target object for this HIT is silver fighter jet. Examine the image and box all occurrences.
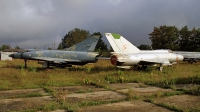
[9,36,100,68]
[173,51,200,64]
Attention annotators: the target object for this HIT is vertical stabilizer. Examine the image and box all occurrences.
[65,35,100,52]
[105,33,140,53]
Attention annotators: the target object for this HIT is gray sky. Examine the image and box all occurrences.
[0,0,200,49]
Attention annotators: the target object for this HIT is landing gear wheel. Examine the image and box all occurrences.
[134,65,141,70]
[157,67,163,72]
[141,65,147,70]
[24,59,28,68]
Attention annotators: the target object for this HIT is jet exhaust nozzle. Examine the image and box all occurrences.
[9,54,14,58]
[110,55,118,65]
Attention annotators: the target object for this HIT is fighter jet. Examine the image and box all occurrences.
[105,33,184,71]
[9,35,100,68]
[173,51,200,64]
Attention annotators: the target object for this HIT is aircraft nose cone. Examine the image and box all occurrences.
[177,54,184,61]
[9,54,14,58]
[180,55,184,60]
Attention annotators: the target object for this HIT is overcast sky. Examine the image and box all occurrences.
[0,0,200,49]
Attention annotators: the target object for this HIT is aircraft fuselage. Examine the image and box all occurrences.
[111,52,183,66]
[10,50,99,67]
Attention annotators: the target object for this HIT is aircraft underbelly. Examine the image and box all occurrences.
[116,54,171,66]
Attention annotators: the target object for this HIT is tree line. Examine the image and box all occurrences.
[0,44,20,51]
[149,25,200,51]
[1,26,200,54]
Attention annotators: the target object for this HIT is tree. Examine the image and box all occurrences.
[190,28,200,51]
[195,28,200,51]
[138,44,151,50]
[178,26,192,51]
[15,46,21,49]
[0,44,10,51]
[58,28,90,49]
[149,25,179,50]
[91,32,108,56]
[91,32,108,51]
[57,28,108,54]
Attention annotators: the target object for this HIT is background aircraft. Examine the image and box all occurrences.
[173,51,200,64]
[105,33,184,71]
[9,36,100,68]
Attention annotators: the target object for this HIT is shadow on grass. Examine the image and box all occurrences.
[68,66,124,73]
[2,64,159,74]
[2,64,53,72]
[176,76,200,84]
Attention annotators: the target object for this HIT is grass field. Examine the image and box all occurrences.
[0,59,200,111]
[0,59,199,90]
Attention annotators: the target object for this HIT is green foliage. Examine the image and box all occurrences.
[92,32,108,51]
[149,25,179,50]
[126,88,139,100]
[162,77,176,88]
[76,89,94,93]
[1,60,200,111]
[20,66,27,77]
[184,85,200,96]
[57,28,108,54]
[28,64,37,73]
[58,28,90,49]
[1,93,43,99]
[52,88,68,104]
[179,26,192,51]
[156,102,183,112]
[187,107,200,112]
[48,47,53,50]
[15,45,20,49]
[138,44,152,50]
[104,70,127,84]
[37,102,58,111]
[0,44,10,51]
[105,75,114,83]
[149,25,200,51]
[144,99,183,112]
[85,67,92,73]
[83,79,91,85]
[78,100,119,108]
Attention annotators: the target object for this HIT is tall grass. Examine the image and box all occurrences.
[1,60,200,111]
[0,60,200,90]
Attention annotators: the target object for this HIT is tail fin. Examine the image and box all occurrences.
[105,33,140,53]
[65,35,100,52]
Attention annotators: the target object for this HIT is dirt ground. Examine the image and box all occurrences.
[0,83,199,112]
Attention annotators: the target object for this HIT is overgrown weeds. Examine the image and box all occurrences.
[184,84,200,96]
[1,60,200,111]
[0,60,200,91]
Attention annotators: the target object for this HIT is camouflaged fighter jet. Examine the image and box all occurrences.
[9,35,100,68]
[105,33,184,71]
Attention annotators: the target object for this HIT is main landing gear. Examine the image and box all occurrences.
[133,64,164,72]
[157,64,163,72]
[24,59,28,68]
[133,65,147,70]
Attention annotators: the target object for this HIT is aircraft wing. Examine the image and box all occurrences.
[139,58,171,65]
[30,57,81,63]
